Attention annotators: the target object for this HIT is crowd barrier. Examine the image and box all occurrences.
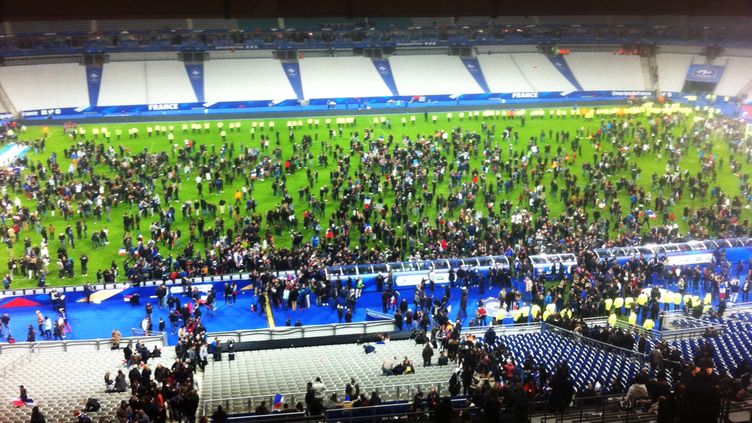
[0,333,168,355]
[205,320,396,344]
[18,90,663,120]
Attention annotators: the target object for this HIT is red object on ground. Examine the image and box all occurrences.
[0,297,41,308]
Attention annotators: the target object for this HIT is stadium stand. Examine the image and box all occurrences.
[0,63,88,110]
[8,20,91,33]
[656,53,696,93]
[98,61,197,106]
[367,17,415,28]
[200,339,455,414]
[298,57,392,99]
[476,54,535,93]
[98,61,149,107]
[0,338,173,423]
[564,52,648,91]
[578,54,642,91]
[283,17,365,29]
[714,56,752,97]
[1,12,752,423]
[236,19,280,31]
[478,331,643,392]
[410,17,454,27]
[189,18,240,30]
[97,19,189,32]
[509,53,576,92]
[204,58,297,103]
[389,55,485,96]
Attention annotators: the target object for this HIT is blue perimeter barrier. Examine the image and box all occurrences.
[21,90,739,121]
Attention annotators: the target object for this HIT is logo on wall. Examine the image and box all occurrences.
[377,65,388,74]
[686,65,724,83]
[190,68,201,80]
[694,68,713,77]
[88,72,100,82]
[286,67,297,77]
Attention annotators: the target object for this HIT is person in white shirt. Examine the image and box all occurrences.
[312,377,326,400]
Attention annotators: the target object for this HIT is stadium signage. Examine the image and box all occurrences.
[512,92,539,98]
[148,103,179,111]
[610,91,653,97]
[685,64,725,83]
[21,108,62,117]
[396,41,439,47]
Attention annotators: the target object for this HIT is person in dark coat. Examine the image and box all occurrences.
[211,405,228,423]
[549,363,574,412]
[123,342,133,363]
[684,368,721,423]
[422,343,434,367]
[435,397,453,423]
[140,366,151,387]
[482,391,500,423]
[182,389,199,423]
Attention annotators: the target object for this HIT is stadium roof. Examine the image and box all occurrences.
[2,0,751,21]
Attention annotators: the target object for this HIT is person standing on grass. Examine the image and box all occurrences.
[80,255,88,277]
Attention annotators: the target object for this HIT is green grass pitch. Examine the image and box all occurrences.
[2,106,748,289]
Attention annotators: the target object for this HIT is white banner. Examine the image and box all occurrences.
[395,272,450,287]
[664,253,713,266]
[169,283,213,295]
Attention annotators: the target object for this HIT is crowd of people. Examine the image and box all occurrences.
[0,109,749,299]
[1,108,751,421]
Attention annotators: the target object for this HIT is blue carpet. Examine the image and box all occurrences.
[0,276,743,345]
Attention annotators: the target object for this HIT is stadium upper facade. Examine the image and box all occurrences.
[0,16,750,120]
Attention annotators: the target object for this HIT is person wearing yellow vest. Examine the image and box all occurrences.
[542,310,551,322]
[531,304,541,320]
[659,291,672,311]
[637,293,648,314]
[672,292,682,310]
[604,298,613,313]
[614,297,624,315]
[628,311,638,325]
[643,318,655,331]
[693,295,701,307]
[703,292,712,306]
[624,297,634,310]
[608,313,617,326]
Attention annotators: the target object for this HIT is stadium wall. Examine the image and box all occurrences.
[1,49,748,121]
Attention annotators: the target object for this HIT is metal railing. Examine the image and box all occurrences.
[212,393,733,422]
[544,323,650,364]
[582,316,660,339]
[463,321,542,337]
[206,320,396,343]
[0,343,39,379]
[584,311,727,343]
[0,333,167,355]
[202,379,450,416]
[726,302,752,326]
[659,311,726,342]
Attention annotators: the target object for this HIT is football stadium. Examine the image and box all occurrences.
[0,1,751,422]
